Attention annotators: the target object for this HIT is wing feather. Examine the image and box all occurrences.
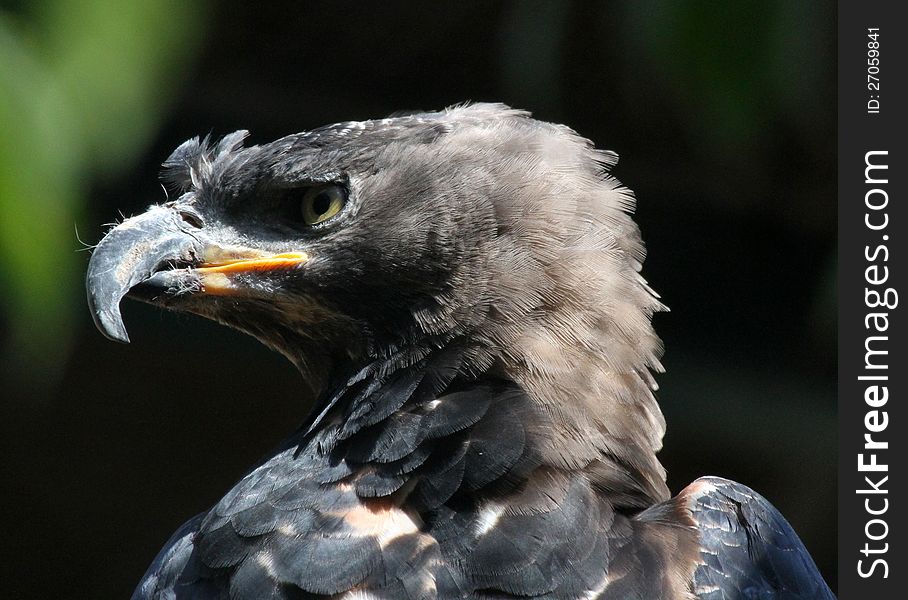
[683,477,835,600]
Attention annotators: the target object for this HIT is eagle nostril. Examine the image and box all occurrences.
[177,209,204,229]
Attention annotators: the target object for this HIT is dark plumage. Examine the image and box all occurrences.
[86,104,834,599]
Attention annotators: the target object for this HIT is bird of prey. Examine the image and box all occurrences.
[86,104,834,600]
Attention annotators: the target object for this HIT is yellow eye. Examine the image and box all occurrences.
[301,185,346,225]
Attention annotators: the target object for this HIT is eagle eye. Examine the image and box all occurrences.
[301,184,346,225]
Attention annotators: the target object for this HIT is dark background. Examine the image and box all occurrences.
[0,1,836,597]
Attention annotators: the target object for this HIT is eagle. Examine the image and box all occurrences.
[86,104,834,600]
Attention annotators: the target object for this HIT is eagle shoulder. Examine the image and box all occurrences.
[680,476,835,600]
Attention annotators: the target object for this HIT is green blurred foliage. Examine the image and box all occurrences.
[0,0,204,392]
[627,0,829,156]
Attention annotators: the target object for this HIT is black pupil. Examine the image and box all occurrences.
[312,191,332,215]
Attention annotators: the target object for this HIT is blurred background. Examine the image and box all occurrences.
[0,1,835,597]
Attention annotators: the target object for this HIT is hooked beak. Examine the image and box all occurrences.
[86,205,308,343]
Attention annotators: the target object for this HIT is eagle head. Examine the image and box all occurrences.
[87,104,668,497]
